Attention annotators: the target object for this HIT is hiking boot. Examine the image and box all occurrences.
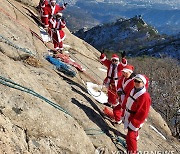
[103,107,114,120]
[113,120,122,125]
[112,120,122,126]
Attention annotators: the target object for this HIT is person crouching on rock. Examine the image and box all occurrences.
[49,12,66,54]
[99,51,127,108]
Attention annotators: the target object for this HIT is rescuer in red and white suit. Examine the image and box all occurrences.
[113,64,135,124]
[100,51,127,107]
[49,12,66,52]
[38,0,49,26]
[122,74,151,153]
[42,0,67,28]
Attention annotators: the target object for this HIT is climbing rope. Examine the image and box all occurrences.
[6,0,39,27]
[68,50,119,98]
[3,0,101,65]
[69,52,118,99]
[0,75,71,116]
[4,0,118,99]
[1,2,125,151]
[0,75,125,149]
[8,0,100,63]
[84,128,105,136]
[0,34,35,56]
[69,48,99,63]
[4,0,64,47]
[0,5,45,45]
[69,49,103,83]
[111,135,127,151]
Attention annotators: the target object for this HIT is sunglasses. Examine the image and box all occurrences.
[134,79,142,83]
[112,59,118,62]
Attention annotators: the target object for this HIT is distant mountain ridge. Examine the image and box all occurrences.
[69,0,180,9]
[63,0,180,35]
[74,16,180,60]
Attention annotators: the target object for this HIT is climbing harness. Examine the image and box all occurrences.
[0,75,71,116]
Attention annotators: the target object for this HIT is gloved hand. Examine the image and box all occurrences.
[117,90,123,96]
[61,17,65,22]
[44,27,49,32]
[100,49,105,54]
[40,0,44,3]
[64,3,68,7]
[121,51,126,58]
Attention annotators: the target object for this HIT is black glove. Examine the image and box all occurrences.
[117,90,124,96]
[100,49,105,54]
[64,3,68,7]
[121,51,126,58]
[61,17,65,22]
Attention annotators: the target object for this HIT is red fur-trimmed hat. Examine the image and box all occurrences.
[50,0,56,2]
[111,54,119,61]
[135,74,149,89]
[122,65,134,73]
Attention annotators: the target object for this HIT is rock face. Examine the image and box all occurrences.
[0,0,179,153]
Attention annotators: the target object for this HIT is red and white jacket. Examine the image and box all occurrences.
[49,18,66,42]
[117,75,135,104]
[123,87,151,131]
[39,0,49,15]
[43,4,66,27]
[100,53,127,88]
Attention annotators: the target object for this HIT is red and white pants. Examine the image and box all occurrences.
[126,129,139,154]
[113,103,122,122]
[107,84,118,106]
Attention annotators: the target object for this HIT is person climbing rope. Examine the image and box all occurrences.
[42,0,67,30]
[49,12,66,53]
[113,64,136,124]
[99,51,127,108]
[121,74,151,153]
